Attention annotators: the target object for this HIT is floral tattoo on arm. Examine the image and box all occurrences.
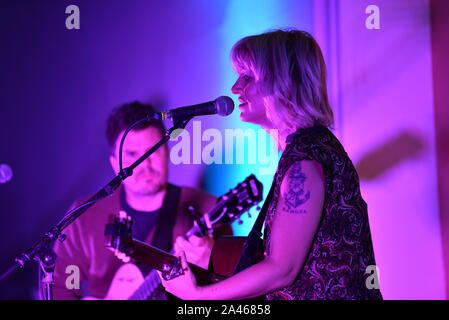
[282,162,310,214]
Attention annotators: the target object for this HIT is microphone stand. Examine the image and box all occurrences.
[0,116,192,300]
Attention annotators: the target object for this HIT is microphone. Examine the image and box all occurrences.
[0,164,13,184]
[152,96,234,120]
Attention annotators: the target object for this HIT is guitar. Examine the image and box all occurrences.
[83,175,263,300]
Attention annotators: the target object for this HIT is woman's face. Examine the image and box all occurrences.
[231,65,272,128]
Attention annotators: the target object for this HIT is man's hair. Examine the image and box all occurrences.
[106,101,166,153]
[231,29,334,132]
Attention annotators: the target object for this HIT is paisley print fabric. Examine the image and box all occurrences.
[264,125,382,300]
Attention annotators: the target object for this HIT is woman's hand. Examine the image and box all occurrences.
[159,251,203,300]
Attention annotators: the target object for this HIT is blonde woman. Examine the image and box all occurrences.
[161,29,382,300]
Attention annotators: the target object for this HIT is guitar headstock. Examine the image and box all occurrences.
[186,175,263,237]
[104,210,134,263]
[214,174,263,225]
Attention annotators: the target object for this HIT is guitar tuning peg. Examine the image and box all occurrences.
[256,206,261,211]
[228,212,235,218]
[247,212,252,218]
[161,263,171,272]
[237,219,243,225]
[236,205,243,211]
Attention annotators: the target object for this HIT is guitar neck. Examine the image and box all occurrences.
[124,216,224,300]
[128,238,178,273]
[184,198,228,238]
[129,238,225,281]
[105,174,263,300]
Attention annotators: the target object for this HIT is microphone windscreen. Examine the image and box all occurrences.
[215,96,234,116]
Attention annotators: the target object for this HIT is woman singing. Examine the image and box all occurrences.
[161,29,382,300]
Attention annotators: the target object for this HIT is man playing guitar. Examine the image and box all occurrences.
[53,101,231,299]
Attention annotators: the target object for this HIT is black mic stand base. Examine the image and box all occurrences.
[34,235,57,300]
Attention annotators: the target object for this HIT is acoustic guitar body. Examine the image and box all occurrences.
[82,263,144,300]
[210,236,264,277]
[209,236,266,300]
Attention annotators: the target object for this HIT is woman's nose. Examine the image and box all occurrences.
[231,78,242,95]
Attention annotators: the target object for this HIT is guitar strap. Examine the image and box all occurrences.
[232,179,275,275]
[151,183,181,252]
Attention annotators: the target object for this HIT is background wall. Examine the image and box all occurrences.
[430,0,449,300]
[0,0,446,299]
[328,0,444,300]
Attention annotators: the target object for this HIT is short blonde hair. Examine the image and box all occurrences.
[231,29,334,132]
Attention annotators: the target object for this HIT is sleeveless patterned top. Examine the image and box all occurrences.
[264,125,382,300]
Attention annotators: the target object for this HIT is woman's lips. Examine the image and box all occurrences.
[238,97,247,108]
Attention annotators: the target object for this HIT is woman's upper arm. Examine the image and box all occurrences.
[267,160,325,285]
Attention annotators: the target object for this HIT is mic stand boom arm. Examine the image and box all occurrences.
[0,116,192,300]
